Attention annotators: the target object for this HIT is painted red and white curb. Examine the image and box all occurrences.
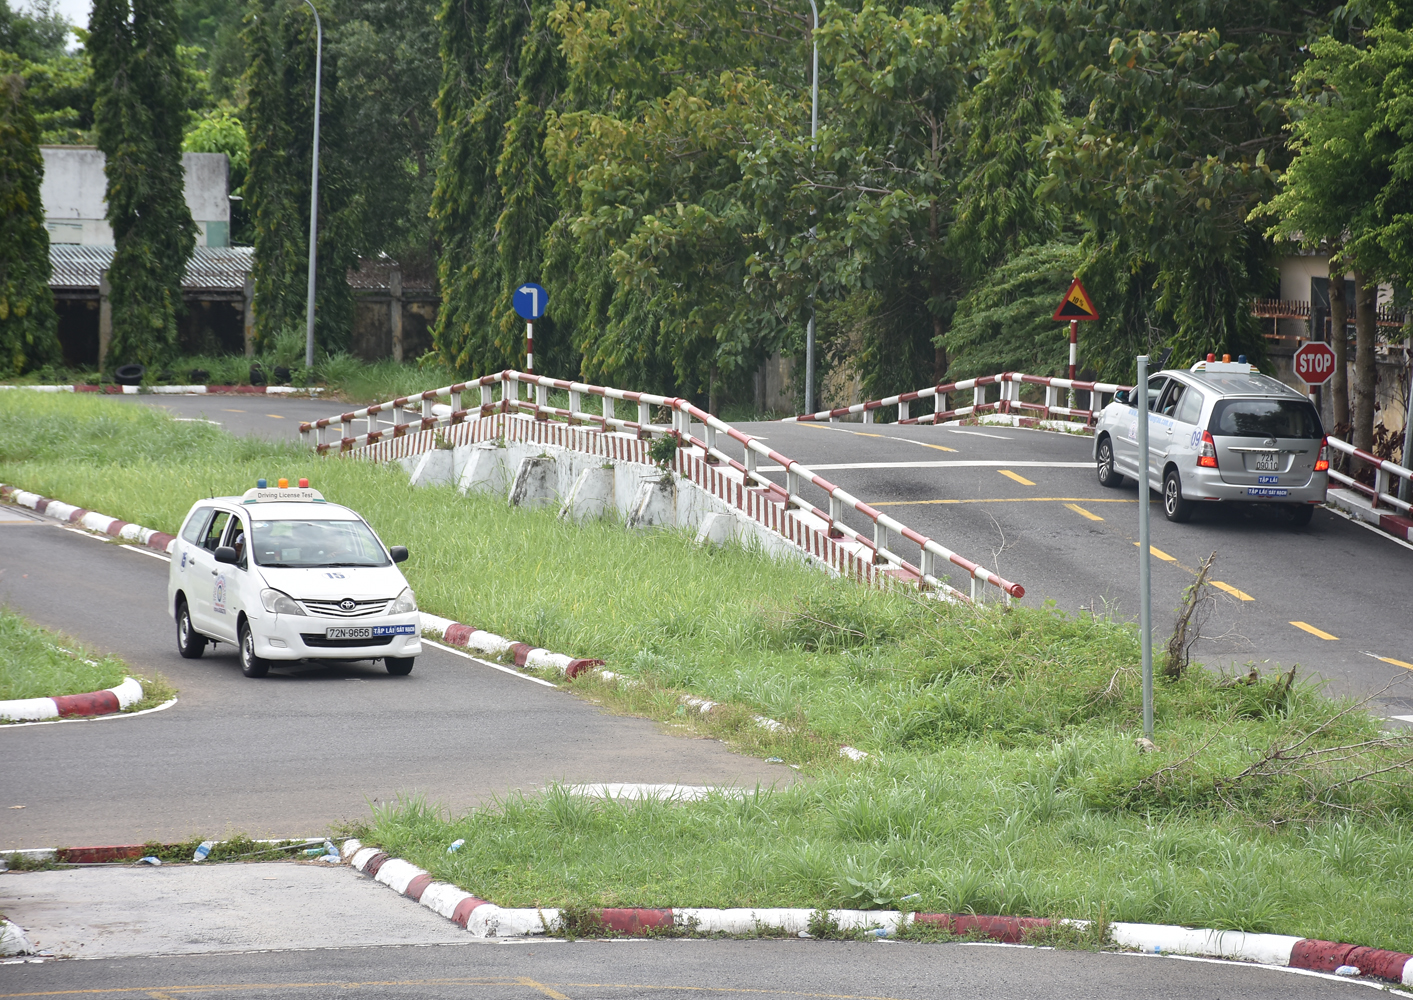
[420,613,603,679]
[0,677,143,723]
[1,384,322,395]
[337,838,1413,985]
[0,485,177,555]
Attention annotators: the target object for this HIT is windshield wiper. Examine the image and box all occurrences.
[320,562,384,567]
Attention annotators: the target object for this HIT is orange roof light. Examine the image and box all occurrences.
[278,478,289,488]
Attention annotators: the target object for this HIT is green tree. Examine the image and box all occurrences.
[90,0,198,370]
[1260,16,1413,454]
[0,73,61,374]
[242,0,359,352]
[0,0,92,144]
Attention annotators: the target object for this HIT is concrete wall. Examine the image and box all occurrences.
[40,147,230,247]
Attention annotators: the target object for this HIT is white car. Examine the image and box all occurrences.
[167,480,421,677]
[1093,356,1329,525]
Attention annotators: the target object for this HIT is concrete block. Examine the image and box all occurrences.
[510,455,558,509]
[560,466,616,521]
[457,445,508,497]
[629,474,677,528]
[408,449,455,488]
[695,511,738,547]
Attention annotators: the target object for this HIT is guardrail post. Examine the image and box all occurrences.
[873,521,888,562]
[638,401,651,428]
[705,423,717,452]
[449,390,460,415]
[481,383,493,409]
[920,548,934,585]
[899,399,910,421]
[829,494,844,537]
[1045,385,1059,412]
[422,396,435,421]
[535,383,548,409]
[1374,467,1388,509]
[568,389,581,423]
[786,468,801,505]
[745,446,758,475]
[935,392,947,420]
[602,395,614,428]
[862,407,874,425]
[973,385,985,407]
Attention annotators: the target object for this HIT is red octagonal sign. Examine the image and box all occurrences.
[1293,341,1337,386]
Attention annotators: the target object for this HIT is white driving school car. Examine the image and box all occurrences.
[1092,356,1329,524]
[167,479,420,677]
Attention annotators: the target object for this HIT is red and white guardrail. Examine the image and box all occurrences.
[784,371,1129,427]
[300,372,1024,601]
[0,678,143,722]
[0,484,178,554]
[1325,435,1413,516]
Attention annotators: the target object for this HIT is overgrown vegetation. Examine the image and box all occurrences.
[3,393,1411,949]
[0,605,175,712]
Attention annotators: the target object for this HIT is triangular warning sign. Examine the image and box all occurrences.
[1052,277,1100,321]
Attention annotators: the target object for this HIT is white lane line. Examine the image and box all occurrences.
[946,429,1013,439]
[58,525,171,561]
[758,461,1092,471]
[1322,503,1413,553]
[0,699,178,730]
[422,637,559,688]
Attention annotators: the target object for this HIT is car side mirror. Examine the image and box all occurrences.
[1114,389,1131,405]
[389,545,409,564]
[214,545,238,565]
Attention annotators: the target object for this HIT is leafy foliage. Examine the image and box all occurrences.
[242,0,359,352]
[91,0,199,370]
[0,73,61,374]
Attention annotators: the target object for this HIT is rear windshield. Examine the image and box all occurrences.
[1209,399,1322,439]
[251,518,389,568]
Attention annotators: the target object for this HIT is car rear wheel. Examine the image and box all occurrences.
[1287,504,1315,527]
[175,598,206,659]
[384,656,415,676]
[1096,437,1124,488]
[239,621,270,678]
[1163,469,1195,523]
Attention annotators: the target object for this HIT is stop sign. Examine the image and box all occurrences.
[1293,341,1337,386]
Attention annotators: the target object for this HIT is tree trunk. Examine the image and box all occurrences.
[1352,272,1379,471]
[1329,261,1350,439]
[708,364,718,417]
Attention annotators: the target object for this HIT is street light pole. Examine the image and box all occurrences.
[803,0,819,415]
[1136,354,1154,739]
[301,0,323,370]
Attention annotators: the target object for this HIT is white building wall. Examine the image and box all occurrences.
[39,147,230,247]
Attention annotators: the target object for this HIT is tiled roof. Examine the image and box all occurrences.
[347,255,436,292]
[50,245,254,291]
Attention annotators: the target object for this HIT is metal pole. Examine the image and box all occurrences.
[803,0,819,415]
[526,320,534,387]
[1401,347,1413,502]
[1067,319,1078,409]
[301,0,323,370]
[1136,353,1153,739]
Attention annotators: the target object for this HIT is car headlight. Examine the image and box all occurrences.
[391,587,417,614]
[260,588,305,615]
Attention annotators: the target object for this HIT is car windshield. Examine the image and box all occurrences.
[251,518,389,568]
[1210,399,1322,439]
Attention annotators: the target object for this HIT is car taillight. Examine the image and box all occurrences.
[1314,436,1329,472]
[1198,430,1218,468]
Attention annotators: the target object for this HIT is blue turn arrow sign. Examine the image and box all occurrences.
[513,282,548,321]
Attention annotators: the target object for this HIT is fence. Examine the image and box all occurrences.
[300,371,1025,602]
[1325,436,1413,514]
[784,371,1129,426]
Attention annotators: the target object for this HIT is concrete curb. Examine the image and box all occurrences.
[0,677,143,723]
[0,484,177,555]
[420,613,603,679]
[1,384,322,396]
[336,837,1413,985]
[1326,486,1413,544]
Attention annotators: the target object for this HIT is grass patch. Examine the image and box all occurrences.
[0,606,176,716]
[3,391,1412,949]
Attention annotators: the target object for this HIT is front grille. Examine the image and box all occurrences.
[300,633,395,648]
[300,598,390,618]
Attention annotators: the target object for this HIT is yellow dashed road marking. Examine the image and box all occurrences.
[998,469,1036,486]
[1291,621,1339,641]
[1374,654,1413,669]
[1133,542,1177,562]
[1063,503,1104,521]
[266,413,285,419]
[518,978,572,1000]
[1211,580,1254,601]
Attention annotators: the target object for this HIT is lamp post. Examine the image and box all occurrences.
[803,0,819,415]
[301,0,323,370]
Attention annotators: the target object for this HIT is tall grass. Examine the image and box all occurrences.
[4,391,1411,946]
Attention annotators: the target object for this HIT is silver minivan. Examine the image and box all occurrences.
[1092,358,1329,524]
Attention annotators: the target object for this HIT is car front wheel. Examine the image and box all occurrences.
[384,656,415,676]
[1163,469,1195,523]
[239,621,270,678]
[176,598,206,659]
[1096,437,1124,488]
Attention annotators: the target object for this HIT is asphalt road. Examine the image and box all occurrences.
[100,393,1413,717]
[0,511,790,848]
[0,931,1382,1000]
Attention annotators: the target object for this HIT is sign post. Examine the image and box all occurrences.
[1052,277,1100,408]
[1136,353,1153,740]
[512,282,548,400]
